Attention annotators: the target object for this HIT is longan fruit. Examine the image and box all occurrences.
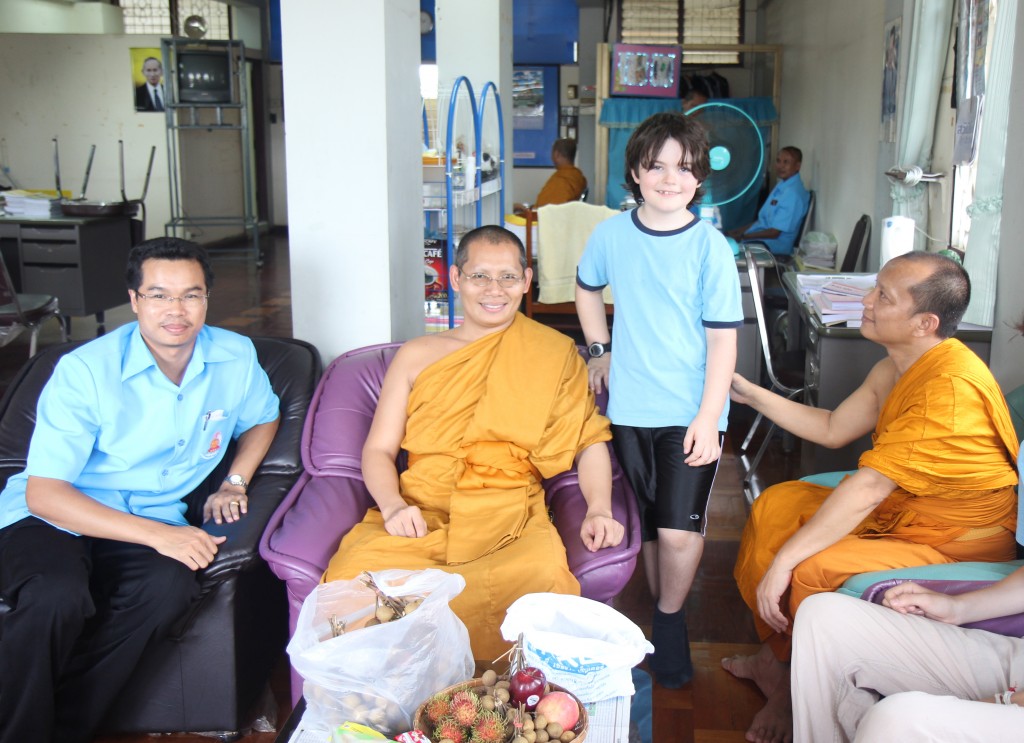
[481,669,499,686]
[546,722,564,738]
[534,714,548,729]
[560,732,577,742]
[495,679,511,689]
[524,732,537,743]
[481,695,496,711]
[494,688,511,703]
[535,730,549,743]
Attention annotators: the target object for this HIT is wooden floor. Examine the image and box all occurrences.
[0,234,809,742]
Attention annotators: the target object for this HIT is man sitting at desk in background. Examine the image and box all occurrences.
[0,237,281,743]
[322,225,624,660]
[721,251,1019,743]
[515,138,587,213]
[728,146,810,257]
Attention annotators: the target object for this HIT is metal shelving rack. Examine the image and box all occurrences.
[161,38,260,263]
[423,76,505,329]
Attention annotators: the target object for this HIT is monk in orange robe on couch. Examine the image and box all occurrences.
[323,225,624,660]
[722,251,1019,743]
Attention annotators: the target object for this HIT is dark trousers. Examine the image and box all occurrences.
[0,516,199,743]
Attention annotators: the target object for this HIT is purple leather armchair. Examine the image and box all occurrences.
[259,342,642,703]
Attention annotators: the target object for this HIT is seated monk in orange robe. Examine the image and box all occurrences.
[323,226,624,660]
[721,252,1019,743]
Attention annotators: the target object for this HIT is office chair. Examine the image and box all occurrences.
[739,244,809,503]
[839,215,871,273]
[0,255,66,357]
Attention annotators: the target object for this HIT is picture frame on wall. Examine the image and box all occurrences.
[131,47,166,113]
[610,43,681,98]
[512,65,559,167]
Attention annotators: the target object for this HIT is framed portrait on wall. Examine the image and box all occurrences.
[610,43,681,98]
[512,65,559,167]
[131,47,165,113]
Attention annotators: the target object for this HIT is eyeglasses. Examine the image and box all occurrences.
[134,292,209,307]
[458,270,525,288]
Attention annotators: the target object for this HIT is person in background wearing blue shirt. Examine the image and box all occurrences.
[728,146,810,256]
[576,111,743,688]
[0,238,280,743]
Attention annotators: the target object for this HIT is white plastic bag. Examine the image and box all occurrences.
[288,569,474,735]
[500,593,654,703]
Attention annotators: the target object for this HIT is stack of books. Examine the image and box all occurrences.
[808,278,872,326]
[2,189,63,217]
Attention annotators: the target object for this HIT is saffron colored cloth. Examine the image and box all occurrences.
[535,165,587,207]
[323,315,611,660]
[735,339,1019,658]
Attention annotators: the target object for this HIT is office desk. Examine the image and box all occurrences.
[782,271,993,473]
[0,214,134,332]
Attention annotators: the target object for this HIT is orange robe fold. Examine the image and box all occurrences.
[735,339,1019,658]
[323,315,611,660]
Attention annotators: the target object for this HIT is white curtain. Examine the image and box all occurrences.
[890,0,955,251]
[962,0,1017,327]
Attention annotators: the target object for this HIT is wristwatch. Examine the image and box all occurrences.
[224,474,248,491]
[587,340,611,358]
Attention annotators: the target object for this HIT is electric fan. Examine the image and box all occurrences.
[686,102,766,252]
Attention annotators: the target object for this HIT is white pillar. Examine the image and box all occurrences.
[435,0,514,214]
[281,0,422,361]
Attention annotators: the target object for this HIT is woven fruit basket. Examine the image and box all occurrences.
[413,677,588,743]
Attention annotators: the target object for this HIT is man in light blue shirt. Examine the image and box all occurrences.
[729,146,810,256]
[0,238,280,743]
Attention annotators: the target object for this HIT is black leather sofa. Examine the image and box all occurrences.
[0,336,322,738]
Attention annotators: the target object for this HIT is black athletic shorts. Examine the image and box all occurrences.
[611,424,723,541]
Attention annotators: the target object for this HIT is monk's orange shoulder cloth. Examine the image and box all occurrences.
[859,338,1019,533]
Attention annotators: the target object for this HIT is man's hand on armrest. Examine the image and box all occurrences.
[581,510,624,552]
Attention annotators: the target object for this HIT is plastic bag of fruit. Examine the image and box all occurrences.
[500,593,653,703]
[288,569,474,736]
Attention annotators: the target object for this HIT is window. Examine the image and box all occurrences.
[619,0,742,65]
[119,0,231,39]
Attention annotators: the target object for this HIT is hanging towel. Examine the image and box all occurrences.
[536,202,619,305]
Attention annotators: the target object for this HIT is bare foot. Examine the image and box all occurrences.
[721,643,787,697]
[745,674,793,743]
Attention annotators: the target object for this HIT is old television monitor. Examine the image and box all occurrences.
[176,51,232,103]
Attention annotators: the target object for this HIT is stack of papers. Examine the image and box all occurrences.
[2,189,62,217]
[796,274,876,327]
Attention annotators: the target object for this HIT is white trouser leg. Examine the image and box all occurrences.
[791,592,1024,743]
[855,691,1024,742]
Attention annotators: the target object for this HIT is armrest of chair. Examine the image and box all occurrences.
[861,578,1024,637]
[260,472,375,590]
[200,471,296,582]
[545,448,641,602]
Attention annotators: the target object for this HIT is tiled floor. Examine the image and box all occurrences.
[1,234,809,742]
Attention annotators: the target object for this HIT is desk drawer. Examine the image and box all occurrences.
[22,241,80,265]
[21,225,78,242]
[22,266,84,315]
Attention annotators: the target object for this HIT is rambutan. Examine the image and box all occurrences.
[433,716,468,743]
[449,690,480,727]
[471,710,508,743]
[424,693,452,724]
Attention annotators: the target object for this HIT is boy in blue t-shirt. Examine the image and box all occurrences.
[576,111,743,688]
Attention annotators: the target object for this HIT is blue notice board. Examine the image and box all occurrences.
[512,65,559,167]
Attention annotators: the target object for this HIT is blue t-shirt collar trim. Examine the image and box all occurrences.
[631,207,700,237]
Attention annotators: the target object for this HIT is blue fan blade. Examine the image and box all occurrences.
[709,145,731,171]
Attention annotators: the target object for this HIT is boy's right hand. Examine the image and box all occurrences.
[587,355,611,394]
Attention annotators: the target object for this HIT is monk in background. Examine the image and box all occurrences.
[323,225,624,659]
[722,251,1019,743]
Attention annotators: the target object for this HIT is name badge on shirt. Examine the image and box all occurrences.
[203,431,224,460]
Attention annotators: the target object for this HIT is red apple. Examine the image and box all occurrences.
[509,666,546,711]
[535,691,579,729]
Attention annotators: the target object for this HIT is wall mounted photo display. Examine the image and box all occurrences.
[610,44,681,98]
[131,47,165,113]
